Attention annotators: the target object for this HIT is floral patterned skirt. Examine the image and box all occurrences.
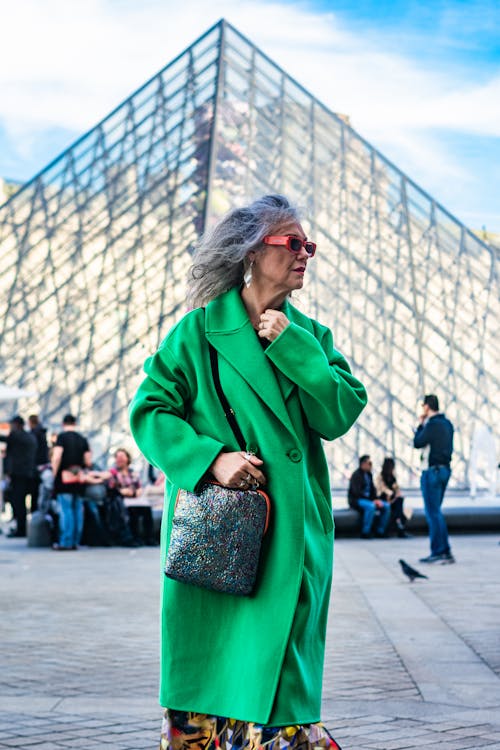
[160,709,342,750]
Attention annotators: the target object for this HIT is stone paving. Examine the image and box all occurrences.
[1,530,499,749]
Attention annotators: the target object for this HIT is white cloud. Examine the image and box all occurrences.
[266,30,500,139]
[0,0,499,228]
[2,0,499,138]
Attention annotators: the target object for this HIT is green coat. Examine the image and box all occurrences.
[129,287,367,724]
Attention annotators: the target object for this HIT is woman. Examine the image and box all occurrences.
[129,195,367,750]
[111,448,157,545]
[375,458,410,538]
[106,449,143,546]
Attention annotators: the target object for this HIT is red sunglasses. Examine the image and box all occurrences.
[263,235,316,257]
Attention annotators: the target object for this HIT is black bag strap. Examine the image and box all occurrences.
[208,343,246,452]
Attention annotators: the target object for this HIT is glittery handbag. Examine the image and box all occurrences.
[164,482,270,595]
[164,343,271,596]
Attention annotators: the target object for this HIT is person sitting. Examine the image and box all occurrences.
[108,449,155,545]
[375,457,410,538]
[348,454,390,538]
[81,465,112,546]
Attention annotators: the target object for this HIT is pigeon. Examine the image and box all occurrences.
[399,559,428,582]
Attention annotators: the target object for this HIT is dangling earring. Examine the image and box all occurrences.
[244,260,254,288]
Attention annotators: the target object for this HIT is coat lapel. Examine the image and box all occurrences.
[205,288,295,435]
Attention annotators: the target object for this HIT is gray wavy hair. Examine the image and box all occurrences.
[186,194,300,308]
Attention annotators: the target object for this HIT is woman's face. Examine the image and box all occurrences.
[252,220,312,296]
[115,450,130,470]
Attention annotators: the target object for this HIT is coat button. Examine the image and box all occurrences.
[287,449,302,462]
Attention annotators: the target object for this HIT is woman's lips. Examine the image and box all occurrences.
[294,266,306,274]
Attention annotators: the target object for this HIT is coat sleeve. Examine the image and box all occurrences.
[129,343,225,492]
[264,322,367,440]
[413,423,430,448]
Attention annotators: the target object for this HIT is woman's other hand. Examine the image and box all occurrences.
[83,470,111,484]
[120,487,136,497]
[209,451,266,488]
[258,309,290,341]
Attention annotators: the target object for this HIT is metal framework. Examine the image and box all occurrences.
[0,20,498,486]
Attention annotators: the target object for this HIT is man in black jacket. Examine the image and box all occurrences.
[348,455,390,538]
[414,394,455,564]
[1,416,37,537]
[28,414,50,513]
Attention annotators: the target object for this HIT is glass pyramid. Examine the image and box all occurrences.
[0,19,498,487]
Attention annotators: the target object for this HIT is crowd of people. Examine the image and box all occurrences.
[1,392,455,564]
[0,413,160,549]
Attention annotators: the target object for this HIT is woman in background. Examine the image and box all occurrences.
[375,457,410,538]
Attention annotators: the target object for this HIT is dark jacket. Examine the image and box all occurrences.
[348,467,377,509]
[31,424,49,465]
[414,413,454,467]
[1,430,37,477]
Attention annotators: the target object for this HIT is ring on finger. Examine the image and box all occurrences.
[239,480,247,488]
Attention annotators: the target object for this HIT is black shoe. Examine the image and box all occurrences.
[419,554,442,563]
[440,553,456,564]
[360,532,373,539]
[7,529,25,538]
[419,553,455,564]
[374,531,389,538]
[398,530,412,538]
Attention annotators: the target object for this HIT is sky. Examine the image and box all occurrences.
[0,0,499,233]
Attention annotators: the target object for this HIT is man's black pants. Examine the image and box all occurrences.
[9,475,32,536]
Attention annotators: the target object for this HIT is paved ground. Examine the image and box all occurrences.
[1,530,499,749]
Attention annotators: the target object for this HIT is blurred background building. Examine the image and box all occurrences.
[0,20,498,488]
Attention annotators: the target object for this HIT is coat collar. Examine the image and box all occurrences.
[205,287,295,434]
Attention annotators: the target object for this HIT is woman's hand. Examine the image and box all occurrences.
[83,470,111,484]
[82,472,101,485]
[120,487,136,497]
[258,309,290,342]
[209,451,266,488]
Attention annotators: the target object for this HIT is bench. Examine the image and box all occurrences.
[333,506,500,536]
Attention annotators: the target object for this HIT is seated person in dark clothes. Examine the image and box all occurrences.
[108,449,156,545]
[375,457,410,538]
[81,464,112,546]
[348,454,390,538]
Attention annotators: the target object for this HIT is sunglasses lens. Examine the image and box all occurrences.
[289,237,303,252]
[304,242,316,257]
